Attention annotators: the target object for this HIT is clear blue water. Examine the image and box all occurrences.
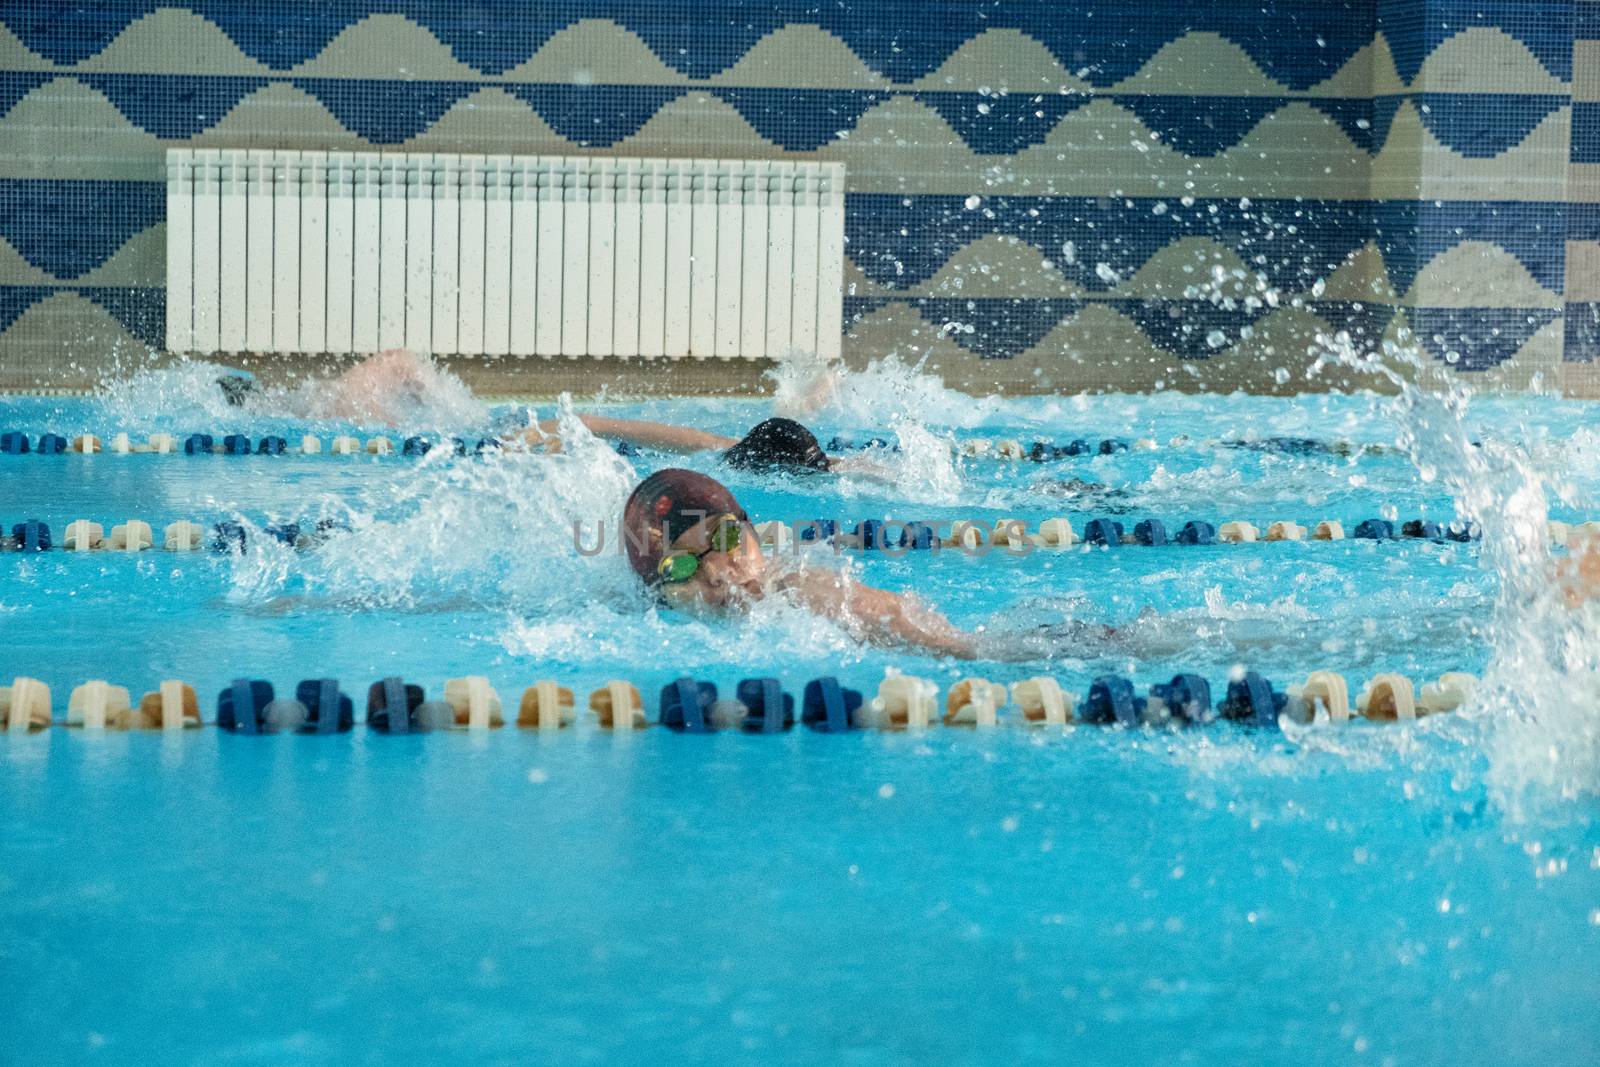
[2,370,1598,1064]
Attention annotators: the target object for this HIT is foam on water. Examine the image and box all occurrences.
[95,352,490,432]
[226,401,636,612]
[1317,334,1600,814]
[770,350,1006,430]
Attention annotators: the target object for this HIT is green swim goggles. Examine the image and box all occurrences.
[656,514,744,584]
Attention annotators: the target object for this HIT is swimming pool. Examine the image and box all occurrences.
[3,364,1599,1064]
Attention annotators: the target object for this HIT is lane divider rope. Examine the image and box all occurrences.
[1,669,1478,734]
[0,431,506,457]
[22,515,1600,555]
[829,435,1404,460]
[1,431,1404,462]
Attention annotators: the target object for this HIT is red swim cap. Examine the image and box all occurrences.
[621,469,747,583]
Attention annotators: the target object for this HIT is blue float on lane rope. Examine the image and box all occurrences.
[1134,519,1168,546]
[217,678,273,733]
[1084,676,1140,726]
[737,678,793,733]
[801,677,861,732]
[296,678,353,733]
[367,676,425,733]
[10,520,50,552]
[1084,519,1123,545]
[660,677,717,732]
[1149,674,1213,725]
[1219,671,1288,727]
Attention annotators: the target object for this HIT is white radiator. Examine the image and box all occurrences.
[165,150,846,360]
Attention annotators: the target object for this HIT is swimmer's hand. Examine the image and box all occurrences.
[1557,533,1600,608]
[771,352,841,420]
[827,452,899,483]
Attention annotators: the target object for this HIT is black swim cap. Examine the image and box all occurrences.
[216,374,256,407]
[722,418,830,473]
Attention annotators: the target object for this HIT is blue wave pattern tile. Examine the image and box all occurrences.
[1568,305,1600,361]
[1409,307,1564,371]
[0,181,166,280]
[0,1,1588,380]
[1574,103,1600,165]
[845,297,1399,363]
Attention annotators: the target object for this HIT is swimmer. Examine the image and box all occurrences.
[524,414,893,478]
[621,468,1120,660]
[215,349,873,476]
[215,348,481,425]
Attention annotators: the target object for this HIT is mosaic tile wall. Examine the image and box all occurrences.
[0,1,1592,394]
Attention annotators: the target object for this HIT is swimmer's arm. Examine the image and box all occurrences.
[517,416,738,454]
[783,570,979,659]
[826,453,898,482]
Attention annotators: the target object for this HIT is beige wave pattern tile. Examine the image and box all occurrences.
[1560,357,1600,401]
[842,258,894,299]
[1309,37,1405,97]
[0,292,153,391]
[400,88,568,154]
[1404,242,1560,309]
[291,14,481,80]
[1411,28,1568,92]
[74,8,273,75]
[1111,236,1251,299]
[1566,243,1600,302]
[815,96,1372,197]
[903,235,1083,298]
[498,20,688,85]
[840,301,948,367]
[964,303,1377,395]
[1316,242,1399,302]
[1220,306,1386,393]
[187,82,368,150]
[0,78,166,180]
[1109,33,1286,96]
[0,24,59,71]
[76,224,166,288]
[0,237,57,285]
[910,29,1092,94]
[1568,163,1600,203]
[1576,43,1600,102]
[612,91,783,158]
[711,25,889,89]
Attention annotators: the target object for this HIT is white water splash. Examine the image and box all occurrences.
[1315,332,1600,814]
[225,401,638,612]
[773,351,1006,430]
[95,359,249,431]
[94,352,489,431]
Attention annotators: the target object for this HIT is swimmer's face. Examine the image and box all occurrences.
[661,515,766,609]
